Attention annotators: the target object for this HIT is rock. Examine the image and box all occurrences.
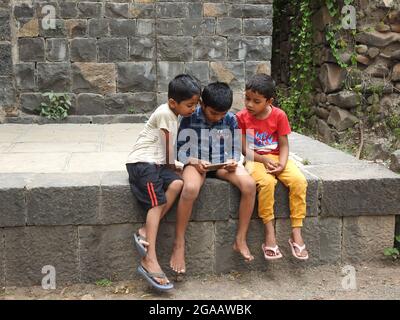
[367,47,380,59]
[339,52,352,65]
[356,54,370,65]
[363,142,391,161]
[314,106,330,120]
[76,93,105,115]
[116,62,156,93]
[18,38,44,62]
[356,44,368,54]
[319,63,346,93]
[17,18,39,37]
[392,63,400,81]
[327,106,359,131]
[72,63,116,95]
[65,19,87,38]
[37,63,71,91]
[70,38,97,62]
[312,6,332,32]
[389,150,400,172]
[388,11,400,24]
[365,61,390,78]
[375,23,391,33]
[391,24,400,33]
[366,78,395,94]
[46,38,68,62]
[327,91,360,109]
[210,62,245,91]
[355,31,400,47]
[391,49,400,60]
[317,119,334,143]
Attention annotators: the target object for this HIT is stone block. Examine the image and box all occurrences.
[70,38,97,62]
[136,19,154,36]
[46,38,69,62]
[0,8,10,41]
[182,18,216,36]
[319,63,346,93]
[98,38,128,62]
[65,19,87,38]
[26,173,101,226]
[156,19,182,36]
[77,2,102,18]
[342,216,395,264]
[243,18,273,36]
[4,226,79,286]
[194,36,227,61]
[157,222,215,275]
[109,19,136,37]
[59,2,78,19]
[18,38,45,62]
[76,93,105,115]
[130,3,155,19]
[129,37,156,61]
[0,44,12,76]
[210,61,245,91]
[156,2,188,18]
[14,63,36,91]
[157,62,184,92]
[184,62,210,87]
[104,92,157,114]
[13,3,34,20]
[72,63,116,94]
[0,229,3,287]
[215,219,266,273]
[203,3,228,17]
[245,61,271,80]
[88,18,109,38]
[37,62,71,92]
[0,76,16,107]
[229,4,273,18]
[105,2,131,19]
[307,163,400,217]
[117,62,156,93]
[165,179,231,223]
[0,173,29,227]
[228,36,272,61]
[39,19,67,38]
[157,36,192,61]
[79,224,139,282]
[99,172,146,224]
[216,17,242,35]
[327,106,358,131]
[319,217,342,265]
[17,18,39,37]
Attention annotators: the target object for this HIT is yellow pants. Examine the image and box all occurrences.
[245,154,307,228]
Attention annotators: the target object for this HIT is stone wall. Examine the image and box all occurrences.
[272,0,400,172]
[0,0,273,121]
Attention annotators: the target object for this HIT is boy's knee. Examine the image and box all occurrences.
[258,177,276,190]
[289,176,308,191]
[170,179,184,192]
[239,178,256,195]
[182,182,201,200]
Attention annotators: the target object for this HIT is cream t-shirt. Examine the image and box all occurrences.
[126,103,178,164]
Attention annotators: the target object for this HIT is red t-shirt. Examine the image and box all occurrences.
[236,107,291,155]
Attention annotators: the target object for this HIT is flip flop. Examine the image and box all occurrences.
[133,232,148,257]
[288,238,309,260]
[261,243,283,260]
[137,265,174,291]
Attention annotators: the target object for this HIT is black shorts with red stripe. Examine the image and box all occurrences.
[126,162,182,212]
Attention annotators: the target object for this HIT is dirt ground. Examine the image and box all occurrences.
[1,262,399,300]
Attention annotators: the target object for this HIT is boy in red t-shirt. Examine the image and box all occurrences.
[236,74,309,260]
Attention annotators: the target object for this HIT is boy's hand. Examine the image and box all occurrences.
[262,157,278,171]
[189,158,209,174]
[223,160,238,172]
[267,162,285,176]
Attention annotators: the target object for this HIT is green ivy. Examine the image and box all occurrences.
[37,92,71,120]
[273,0,315,132]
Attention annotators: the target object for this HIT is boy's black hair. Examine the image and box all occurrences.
[245,73,276,100]
[168,74,201,103]
[201,82,233,112]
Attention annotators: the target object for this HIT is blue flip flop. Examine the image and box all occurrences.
[137,265,174,291]
[133,233,148,257]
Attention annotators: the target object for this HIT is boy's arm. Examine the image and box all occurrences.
[267,135,289,175]
[161,128,175,167]
[241,133,277,171]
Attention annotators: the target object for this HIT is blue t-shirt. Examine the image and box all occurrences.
[177,106,241,164]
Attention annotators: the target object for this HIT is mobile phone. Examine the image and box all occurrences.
[205,162,231,171]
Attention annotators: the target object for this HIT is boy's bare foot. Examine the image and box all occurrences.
[170,242,186,274]
[138,226,146,239]
[291,229,308,258]
[141,256,170,285]
[233,241,254,262]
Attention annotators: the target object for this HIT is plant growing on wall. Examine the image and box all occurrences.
[273,0,315,132]
[37,92,71,120]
